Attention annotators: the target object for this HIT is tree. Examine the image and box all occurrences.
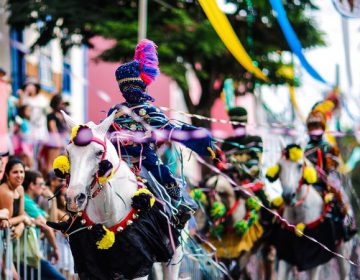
[7,0,325,126]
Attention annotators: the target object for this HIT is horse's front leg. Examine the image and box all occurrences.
[278,260,291,280]
[162,246,183,280]
[337,241,352,280]
[308,265,322,280]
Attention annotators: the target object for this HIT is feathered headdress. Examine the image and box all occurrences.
[134,39,160,86]
[115,39,160,103]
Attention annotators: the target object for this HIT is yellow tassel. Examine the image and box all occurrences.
[266,164,280,179]
[133,189,155,207]
[96,226,115,250]
[324,193,334,203]
[70,125,81,141]
[207,147,216,159]
[53,155,70,174]
[289,147,303,162]
[303,166,317,184]
[295,223,306,237]
[271,196,284,208]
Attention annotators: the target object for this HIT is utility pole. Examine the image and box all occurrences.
[138,0,148,41]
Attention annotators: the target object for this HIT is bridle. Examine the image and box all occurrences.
[67,131,122,200]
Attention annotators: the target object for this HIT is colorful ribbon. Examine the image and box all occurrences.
[269,0,330,85]
[198,0,268,81]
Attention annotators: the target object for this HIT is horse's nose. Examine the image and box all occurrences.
[282,192,295,204]
[75,193,87,207]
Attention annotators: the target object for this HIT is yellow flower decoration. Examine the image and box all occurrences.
[98,170,114,184]
[303,166,317,184]
[266,164,280,181]
[271,196,284,208]
[289,147,303,162]
[295,223,306,237]
[324,193,334,203]
[96,226,115,250]
[53,155,70,174]
[70,125,81,141]
[133,188,155,207]
[314,100,335,113]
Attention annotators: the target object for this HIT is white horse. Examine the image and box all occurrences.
[275,147,352,280]
[199,174,273,279]
[61,111,182,280]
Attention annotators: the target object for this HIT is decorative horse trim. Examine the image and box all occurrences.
[81,207,139,233]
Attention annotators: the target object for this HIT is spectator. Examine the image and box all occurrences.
[0,158,31,237]
[41,171,66,221]
[23,170,66,280]
[0,158,31,280]
[17,78,49,168]
[12,105,34,168]
[45,94,68,174]
[0,151,9,179]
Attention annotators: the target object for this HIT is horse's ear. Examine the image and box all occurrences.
[61,110,76,129]
[96,111,116,137]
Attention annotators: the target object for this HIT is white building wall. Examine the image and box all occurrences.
[69,46,86,123]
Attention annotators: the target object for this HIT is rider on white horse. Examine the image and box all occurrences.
[107,39,217,229]
[305,108,356,240]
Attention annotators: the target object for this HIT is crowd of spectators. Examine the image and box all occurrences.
[0,68,73,279]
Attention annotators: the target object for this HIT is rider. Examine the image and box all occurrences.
[220,107,269,206]
[107,39,216,229]
[305,108,356,239]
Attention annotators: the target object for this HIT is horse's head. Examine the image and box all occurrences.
[267,143,318,206]
[267,144,305,205]
[61,111,116,212]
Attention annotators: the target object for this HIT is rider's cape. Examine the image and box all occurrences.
[269,215,342,271]
[67,201,180,279]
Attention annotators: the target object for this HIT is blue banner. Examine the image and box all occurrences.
[269,0,330,85]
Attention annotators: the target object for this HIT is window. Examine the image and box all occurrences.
[10,28,25,93]
[62,62,71,94]
[39,45,54,91]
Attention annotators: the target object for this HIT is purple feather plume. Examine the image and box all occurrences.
[134,39,160,86]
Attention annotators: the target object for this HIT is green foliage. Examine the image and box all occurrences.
[7,0,326,118]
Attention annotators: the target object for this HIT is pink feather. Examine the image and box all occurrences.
[134,39,160,85]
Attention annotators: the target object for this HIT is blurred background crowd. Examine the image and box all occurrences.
[0,70,74,280]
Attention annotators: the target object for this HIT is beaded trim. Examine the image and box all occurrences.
[117,77,143,84]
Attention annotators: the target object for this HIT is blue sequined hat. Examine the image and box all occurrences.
[115,39,160,103]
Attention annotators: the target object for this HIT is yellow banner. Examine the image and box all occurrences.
[198,0,268,81]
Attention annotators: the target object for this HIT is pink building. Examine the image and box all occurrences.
[87,37,172,123]
[87,37,257,138]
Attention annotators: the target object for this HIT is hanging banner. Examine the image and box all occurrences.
[198,0,268,81]
[268,0,330,85]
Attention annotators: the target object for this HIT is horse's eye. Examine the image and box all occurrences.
[297,164,302,169]
[96,151,103,157]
